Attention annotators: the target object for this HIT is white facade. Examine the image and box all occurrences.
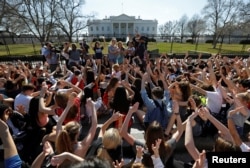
[87,14,158,38]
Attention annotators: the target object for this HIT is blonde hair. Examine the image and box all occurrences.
[112,64,119,70]
[131,162,145,168]
[103,128,121,149]
[117,41,124,48]
[97,128,121,164]
[236,92,250,103]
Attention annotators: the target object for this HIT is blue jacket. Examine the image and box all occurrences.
[141,89,172,128]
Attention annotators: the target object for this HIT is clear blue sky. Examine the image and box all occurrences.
[82,0,208,25]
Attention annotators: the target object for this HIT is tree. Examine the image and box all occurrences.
[0,0,22,28]
[177,15,188,43]
[54,0,94,42]
[158,20,179,42]
[238,1,250,35]
[240,1,250,23]
[187,15,206,44]
[0,0,8,25]
[5,0,58,43]
[203,0,242,48]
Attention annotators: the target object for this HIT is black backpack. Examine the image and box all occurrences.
[144,100,168,130]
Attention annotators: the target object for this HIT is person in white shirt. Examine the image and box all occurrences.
[111,64,122,81]
[14,84,38,113]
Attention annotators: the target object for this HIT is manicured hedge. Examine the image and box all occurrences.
[239,40,250,44]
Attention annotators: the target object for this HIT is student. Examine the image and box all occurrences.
[120,101,184,167]
[135,72,172,130]
[227,92,250,136]
[86,103,142,166]
[108,38,119,67]
[0,105,22,168]
[110,84,134,130]
[92,39,105,65]
[185,107,241,168]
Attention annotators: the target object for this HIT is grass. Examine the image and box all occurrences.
[0,42,249,56]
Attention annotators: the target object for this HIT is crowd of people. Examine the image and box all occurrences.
[0,34,250,168]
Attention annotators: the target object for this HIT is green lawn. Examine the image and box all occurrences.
[0,42,249,56]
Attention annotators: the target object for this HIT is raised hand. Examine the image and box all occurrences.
[0,119,8,133]
[136,145,144,159]
[113,159,124,168]
[40,84,48,97]
[111,111,124,122]
[151,139,162,157]
[188,97,197,110]
[86,98,94,110]
[43,141,54,156]
[198,107,210,119]
[192,150,206,168]
[51,153,68,166]
[129,102,139,114]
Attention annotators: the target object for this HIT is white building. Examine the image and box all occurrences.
[87,14,158,38]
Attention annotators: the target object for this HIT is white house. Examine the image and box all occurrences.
[87,14,158,38]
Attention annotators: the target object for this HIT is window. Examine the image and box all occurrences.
[102,27,104,31]
[90,27,93,31]
[147,27,149,31]
[107,26,110,31]
[96,26,99,31]
[141,27,144,31]
[152,27,155,31]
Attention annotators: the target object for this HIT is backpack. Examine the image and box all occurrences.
[144,100,169,130]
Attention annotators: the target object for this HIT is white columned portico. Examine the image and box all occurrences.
[87,14,158,38]
[118,23,121,37]
[111,22,113,36]
[126,23,128,35]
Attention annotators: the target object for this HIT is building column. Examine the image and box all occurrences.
[132,23,135,34]
[111,22,114,37]
[126,23,128,35]
[118,23,121,38]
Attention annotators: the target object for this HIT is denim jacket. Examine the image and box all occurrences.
[141,89,172,128]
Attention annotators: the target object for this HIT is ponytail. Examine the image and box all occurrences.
[97,147,113,165]
[56,130,74,154]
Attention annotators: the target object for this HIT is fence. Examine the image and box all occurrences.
[0,55,44,67]
[0,52,249,66]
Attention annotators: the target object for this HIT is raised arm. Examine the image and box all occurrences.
[120,102,139,145]
[227,117,242,146]
[78,98,98,158]
[51,152,84,167]
[31,141,54,168]
[39,86,56,115]
[185,111,200,161]
[190,74,207,85]
[98,112,121,138]
[190,84,207,96]
[60,80,83,98]
[170,100,183,142]
[121,80,135,100]
[56,99,74,137]
[151,139,164,168]
[219,68,237,92]
[159,71,169,91]
[0,119,22,167]
[200,107,233,142]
